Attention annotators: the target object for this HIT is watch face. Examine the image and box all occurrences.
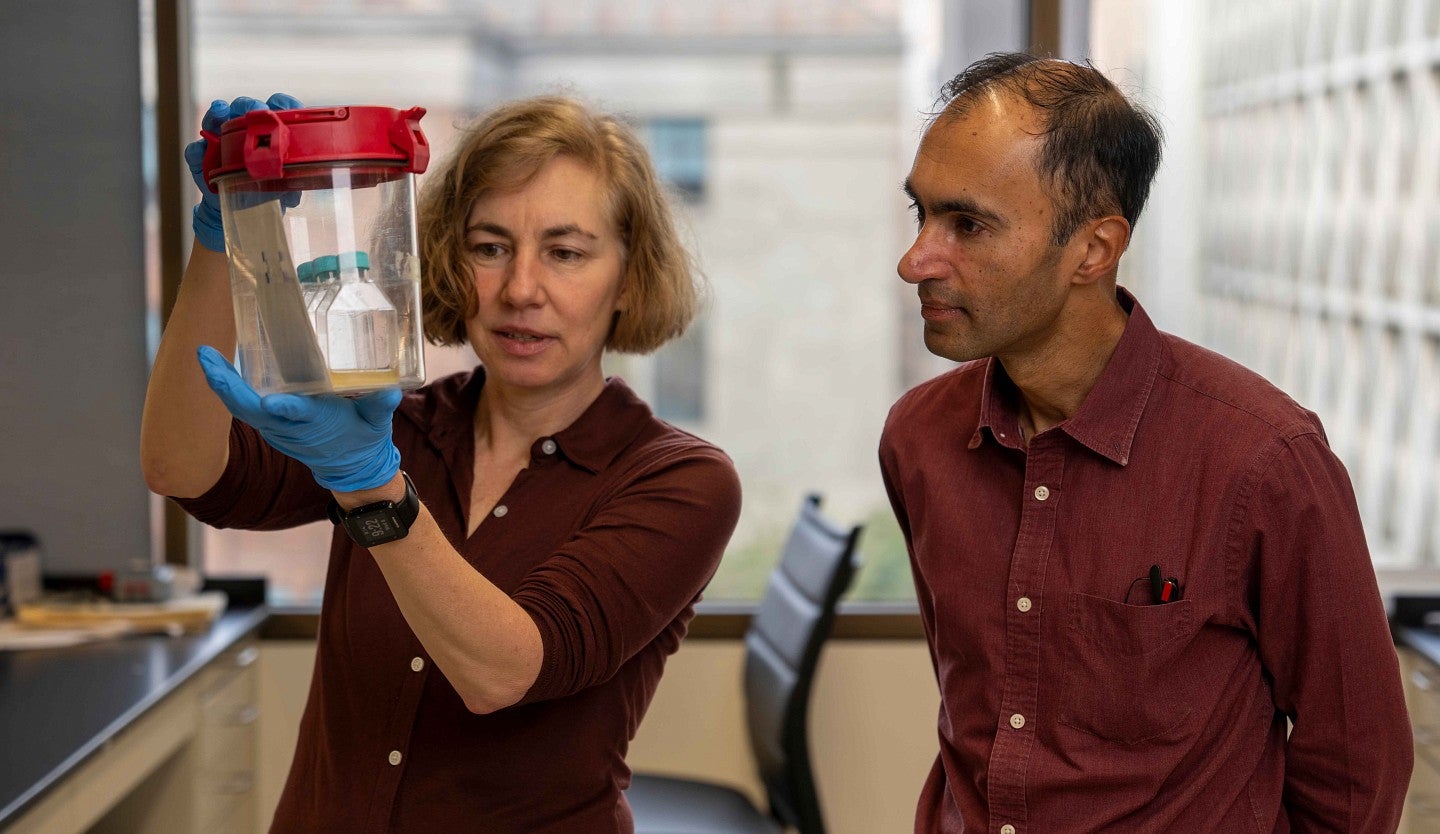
[359,512,402,541]
[347,509,404,545]
[334,471,418,547]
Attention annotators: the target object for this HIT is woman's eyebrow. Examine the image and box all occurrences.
[541,224,598,241]
[463,221,598,241]
[465,220,509,236]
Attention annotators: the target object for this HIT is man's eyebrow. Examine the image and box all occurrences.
[931,198,1006,228]
[901,181,1006,228]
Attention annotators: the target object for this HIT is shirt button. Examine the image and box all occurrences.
[410,657,424,672]
[388,750,403,766]
[1017,597,1032,613]
[540,438,557,455]
[1033,485,1050,501]
[1001,826,1017,834]
[1009,713,1026,730]
[493,504,508,518]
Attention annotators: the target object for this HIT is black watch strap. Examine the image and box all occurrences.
[328,471,420,547]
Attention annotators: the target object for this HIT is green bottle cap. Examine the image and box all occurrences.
[297,260,316,284]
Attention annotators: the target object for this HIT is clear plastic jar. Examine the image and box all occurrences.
[203,105,429,395]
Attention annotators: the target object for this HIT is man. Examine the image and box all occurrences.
[880,52,1412,833]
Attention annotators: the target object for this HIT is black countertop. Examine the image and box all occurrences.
[1399,626,1440,670]
[0,605,268,826]
[1394,594,1440,669]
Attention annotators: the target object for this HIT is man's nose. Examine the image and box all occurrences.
[898,231,943,285]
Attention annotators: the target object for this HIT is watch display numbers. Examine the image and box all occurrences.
[363,516,399,537]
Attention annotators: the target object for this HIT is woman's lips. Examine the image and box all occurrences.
[494,329,555,357]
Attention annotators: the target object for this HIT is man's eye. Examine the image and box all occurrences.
[956,217,983,235]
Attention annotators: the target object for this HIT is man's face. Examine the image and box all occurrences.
[899,94,1077,364]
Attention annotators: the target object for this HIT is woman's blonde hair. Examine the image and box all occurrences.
[418,96,699,354]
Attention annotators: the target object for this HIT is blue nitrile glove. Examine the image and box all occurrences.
[197,346,402,492]
[184,93,304,253]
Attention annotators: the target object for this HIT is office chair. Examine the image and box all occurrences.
[627,493,862,834]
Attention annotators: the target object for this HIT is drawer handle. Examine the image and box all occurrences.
[226,705,260,726]
[232,646,259,668]
[217,774,254,796]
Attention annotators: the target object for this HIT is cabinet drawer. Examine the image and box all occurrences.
[197,790,257,834]
[198,643,259,719]
[196,715,259,774]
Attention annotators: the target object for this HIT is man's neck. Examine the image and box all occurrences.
[1001,289,1129,442]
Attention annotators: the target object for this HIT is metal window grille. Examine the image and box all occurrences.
[1200,0,1440,567]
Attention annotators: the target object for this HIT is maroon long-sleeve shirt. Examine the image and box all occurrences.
[879,290,1411,833]
[176,369,741,833]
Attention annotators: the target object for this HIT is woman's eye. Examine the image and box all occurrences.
[551,248,584,263]
[470,242,504,258]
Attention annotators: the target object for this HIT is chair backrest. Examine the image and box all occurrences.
[743,493,862,834]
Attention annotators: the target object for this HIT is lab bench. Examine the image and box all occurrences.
[0,604,267,833]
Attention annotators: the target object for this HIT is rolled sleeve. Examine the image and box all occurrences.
[513,446,742,704]
[171,419,330,530]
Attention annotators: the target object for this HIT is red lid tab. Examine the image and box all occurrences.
[203,104,430,189]
[389,106,430,174]
[243,109,291,181]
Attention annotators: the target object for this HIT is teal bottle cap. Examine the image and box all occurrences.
[312,254,340,276]
[297,260,316,283]
[338,251,370,272]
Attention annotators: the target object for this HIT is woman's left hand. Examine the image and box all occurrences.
[197,345,401,492]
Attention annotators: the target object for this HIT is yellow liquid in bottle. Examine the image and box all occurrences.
[329,368,401,392]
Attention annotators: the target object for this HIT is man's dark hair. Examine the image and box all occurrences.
[936,52,1164,246]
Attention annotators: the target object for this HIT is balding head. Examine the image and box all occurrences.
[933,52,1164,246]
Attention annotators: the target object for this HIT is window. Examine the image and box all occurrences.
[192,0,918,604]
[645,118,707,201]
[653,318,706,423]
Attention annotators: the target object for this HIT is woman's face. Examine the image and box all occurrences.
[462,155,626,397]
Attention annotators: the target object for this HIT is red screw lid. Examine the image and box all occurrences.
[201,105,429,192]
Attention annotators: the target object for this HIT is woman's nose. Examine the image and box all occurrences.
[500,250,544,307]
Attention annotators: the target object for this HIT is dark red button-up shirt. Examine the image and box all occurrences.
[177,369,741,833]
[879,290,1411,833]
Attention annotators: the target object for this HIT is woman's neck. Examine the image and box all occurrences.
[473,371,606,457]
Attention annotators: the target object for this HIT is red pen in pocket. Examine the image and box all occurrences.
[1149,565,1182,604]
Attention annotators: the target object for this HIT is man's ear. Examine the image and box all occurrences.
[1071,215,1131,286]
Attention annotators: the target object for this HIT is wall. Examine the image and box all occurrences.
[0,3,153,573]
[256,638,939,834]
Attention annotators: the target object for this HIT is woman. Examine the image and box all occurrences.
[140,94,741,833]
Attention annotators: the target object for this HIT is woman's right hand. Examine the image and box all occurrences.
[183,93,303,252]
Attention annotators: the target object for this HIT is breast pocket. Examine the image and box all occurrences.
[1058,591,1197,745]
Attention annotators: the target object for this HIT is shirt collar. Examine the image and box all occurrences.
[972,287,1161,466]
[410,366,655,475]
[548,376,655,473]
